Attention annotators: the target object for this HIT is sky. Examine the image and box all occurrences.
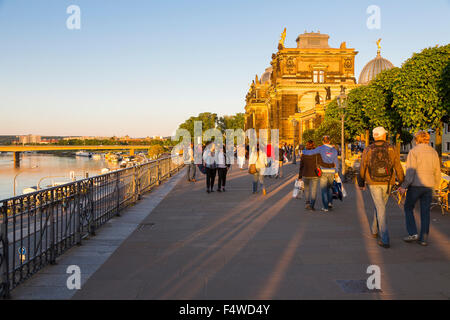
[0,0,449,137]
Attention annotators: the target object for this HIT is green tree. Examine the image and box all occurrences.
[217,113,245,131]
[314,119,349,146]
[392,45,450,131]
[302,129,317,145]
[148,145,165,160]
[178,112,218,138]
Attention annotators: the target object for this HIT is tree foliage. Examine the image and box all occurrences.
[325,44,450,150]
[302,129,316,145]
[392,44,450,131]
[178,112,218,138]
[217,113,245,131]
[147,145,165,159]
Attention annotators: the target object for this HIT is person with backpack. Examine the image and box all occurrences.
[358,127,405,248]
[298,140,336,211]
[203,142,217,193]
[313,136,339,212]
[399,131,441,246]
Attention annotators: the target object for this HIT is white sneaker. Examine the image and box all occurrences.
[403,234,419,243]
[321,208,329,213]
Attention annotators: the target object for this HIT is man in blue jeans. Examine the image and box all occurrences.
[314,136,339,212]
[358,127,404,248]
[399,131,441,246]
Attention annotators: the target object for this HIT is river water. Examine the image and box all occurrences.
[0,153,120,200]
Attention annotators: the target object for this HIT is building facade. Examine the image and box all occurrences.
[244,31,359,144]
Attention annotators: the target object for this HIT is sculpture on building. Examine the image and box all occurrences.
[325,86,331,100]
[315,92,321,104]
[278,28,287,49]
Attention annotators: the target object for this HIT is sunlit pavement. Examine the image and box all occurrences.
[15,162,450,299]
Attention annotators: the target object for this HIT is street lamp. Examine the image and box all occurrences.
[337,88,348,177]
[291,119,298,164]
[37,176,66,190]
[13,165,39,196]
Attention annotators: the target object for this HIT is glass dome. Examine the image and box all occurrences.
[359,52,394,85]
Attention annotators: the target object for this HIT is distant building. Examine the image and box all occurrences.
[19,135,41,144]
[62,136,109,141]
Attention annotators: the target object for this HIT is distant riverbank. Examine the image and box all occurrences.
[0,153,120,200]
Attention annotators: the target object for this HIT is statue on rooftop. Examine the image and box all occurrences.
[278,28,286,49]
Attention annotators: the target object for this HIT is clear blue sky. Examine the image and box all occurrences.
[0,0,449,137]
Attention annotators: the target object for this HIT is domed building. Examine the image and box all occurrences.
[359,39,394,85]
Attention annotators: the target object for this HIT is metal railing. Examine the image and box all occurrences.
[0,155,183,298]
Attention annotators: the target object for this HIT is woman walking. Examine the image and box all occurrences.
[399,131,441,246]
[298,140,335,211]
[217,146,230,192]
[203,142,217,193]
[275,143,285,178]
[249,145,268,195]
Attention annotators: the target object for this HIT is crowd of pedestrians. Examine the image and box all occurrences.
[185,126,442,248]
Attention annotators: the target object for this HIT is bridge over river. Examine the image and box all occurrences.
[0,145,158,168]
[7,162,450,299]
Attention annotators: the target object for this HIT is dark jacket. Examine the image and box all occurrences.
[299,153,335,179]
[358,140,404,187]
[279,147,285,161]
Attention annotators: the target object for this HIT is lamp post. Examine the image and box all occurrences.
[337,88,348,178]
[13,165,39,197]
[291,119,298,164]
[37,176,66,191]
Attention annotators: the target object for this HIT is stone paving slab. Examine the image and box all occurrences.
[68,163,450,300]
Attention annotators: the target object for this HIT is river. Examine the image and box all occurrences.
[0,152,120,200]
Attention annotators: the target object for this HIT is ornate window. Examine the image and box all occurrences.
[313,70,325,83]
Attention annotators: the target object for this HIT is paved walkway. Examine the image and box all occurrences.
[69,163,450,300]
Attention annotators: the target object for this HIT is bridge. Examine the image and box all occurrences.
[0,145,160,168]
[3,160,450,300]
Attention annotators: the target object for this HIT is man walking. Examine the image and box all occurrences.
[399,131,441,246]
[315,136,339,212]
[358,127,404,248]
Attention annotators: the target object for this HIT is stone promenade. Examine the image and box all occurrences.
[13,162,450,299]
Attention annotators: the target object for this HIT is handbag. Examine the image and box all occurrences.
[314,156,322,177]
[248,164,257,174]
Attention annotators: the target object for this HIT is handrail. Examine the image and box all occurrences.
[0,155,183,298]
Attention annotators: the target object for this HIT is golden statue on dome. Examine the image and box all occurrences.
[376,38,382,54]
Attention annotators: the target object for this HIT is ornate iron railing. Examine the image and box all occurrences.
[0,155,183,298]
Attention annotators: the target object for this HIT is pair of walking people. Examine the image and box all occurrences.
[203,143,230,193]
[298,136,339,212]
[359,127,441,248]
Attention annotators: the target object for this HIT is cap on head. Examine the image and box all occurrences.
[372,127,387,139]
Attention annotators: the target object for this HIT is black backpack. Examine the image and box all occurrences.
[368,142,393,182]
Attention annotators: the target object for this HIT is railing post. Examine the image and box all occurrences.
[76,183,82,245]
[0,203,10,299]
[49,191,57,265]
[115,172,121,217]
[88,180,96,236]
[157,160,161,186]
[135,166,141,201]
